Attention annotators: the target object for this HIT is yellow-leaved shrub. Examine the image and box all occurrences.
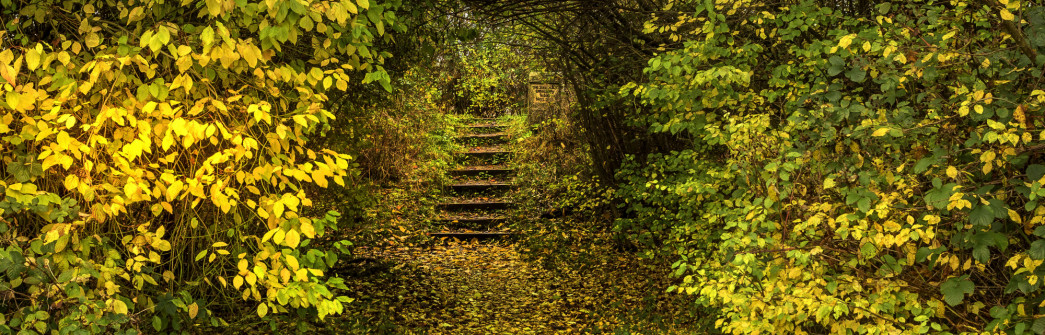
[0,0,401,332]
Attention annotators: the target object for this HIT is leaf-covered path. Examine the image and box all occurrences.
[344,242,588,333]
[337,239,698,334]
[326,116,700,334]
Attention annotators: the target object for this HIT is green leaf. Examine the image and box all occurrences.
[1032,317,1045,334]
[969,205,994,227]
[827,56,844,76]
[1030,240,1045,260]
[152,316,164,331]
[857,197,871,213]
[845,67,866,83]
[1028,164,1045,181]
[914,157,936,173]
[57,270,73,282]
[940,276,974,306]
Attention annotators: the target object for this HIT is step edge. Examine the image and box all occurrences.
[447,182,516,187]
[437,201,515,206]
[459,150,512,154]
[427,232,515,237]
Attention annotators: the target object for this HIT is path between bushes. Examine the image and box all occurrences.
[327,116,699,334]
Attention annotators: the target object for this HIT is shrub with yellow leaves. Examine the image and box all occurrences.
[0,0,401,332]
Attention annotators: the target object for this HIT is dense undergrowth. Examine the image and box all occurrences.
[5,0,1044,334]
[0,0,407,332]
[611,0,1045,333]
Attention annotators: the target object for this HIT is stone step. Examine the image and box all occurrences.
[448,182,515,192]
[460,150,512,159]
[459,132,509,140]
[457,133,510,146]
[466,122,506,128]
[449,166,515,177]
[436,215,508,226]
[470,117,500,121]
[464,124,508,134]
[437,200,514,211]
[428,231,513,240]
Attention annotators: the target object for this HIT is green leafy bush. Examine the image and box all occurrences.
[617,0,1045,333]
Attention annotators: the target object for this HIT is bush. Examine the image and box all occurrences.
[617,0,1045,333]
[0,0,399,332]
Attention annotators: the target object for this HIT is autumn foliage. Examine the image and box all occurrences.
[615,0,1045,333]
[0,0,400,332]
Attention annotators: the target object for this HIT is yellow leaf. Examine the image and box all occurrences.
[283,194,300,212]
[872,127,890,137]
[112,299,129,314]
[980,151,996,163]
[285,229,300,248]
[166,180,183,202]
[0,64,15,84]
[273,201,284,218]
[1000,9,1015,21]
[233,275,244,289]
[124,182,139,198]
[257,303,268,318]
[838,34,856,49]
[0,49,12,64]
[25,49,41,71]
[273,229,286,244]
[285,255,300,270]
[64,175,80,190]
[206,0,221,16]
[312,171,328,188]
[895,53,907,64]
[1009,209,1022,223]
[85,33,101,48]
[300,221,316,238]
[188,302,199,319]
[946,166,958,179]
[356,0,369,10]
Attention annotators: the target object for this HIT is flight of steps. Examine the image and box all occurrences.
[429,118,516,240]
